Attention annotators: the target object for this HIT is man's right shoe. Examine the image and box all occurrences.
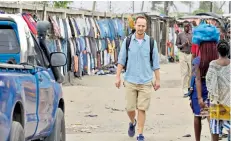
[128,119,137,137]
[137,134,145,141]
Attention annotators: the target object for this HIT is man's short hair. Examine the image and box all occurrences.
[192,21,197,26]
[135,15,147,23]
[184,23,190,28]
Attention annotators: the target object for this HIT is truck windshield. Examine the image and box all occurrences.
[0,25,20,53]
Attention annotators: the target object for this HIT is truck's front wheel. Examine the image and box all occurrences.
[9,121,25,141]
[45,108,66,141]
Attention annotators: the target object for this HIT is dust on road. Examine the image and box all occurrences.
[63,63,224,141]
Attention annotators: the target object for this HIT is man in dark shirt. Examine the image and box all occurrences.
[176,24,192,97]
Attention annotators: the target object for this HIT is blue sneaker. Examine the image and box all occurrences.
[137,134,145,141]
[128,119,136,137]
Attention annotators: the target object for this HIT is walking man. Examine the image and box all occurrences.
[176,23,192,98]
[115,15,160,141]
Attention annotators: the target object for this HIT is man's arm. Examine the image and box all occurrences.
[191,44,196,62]
[176,33,185,49]
[116,39,127,78]
[154,69,160,81]
[152,40,160,81]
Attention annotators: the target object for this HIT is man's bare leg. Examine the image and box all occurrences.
[127,111,136,124]
[127,110,137,137]
[138,110,146,135]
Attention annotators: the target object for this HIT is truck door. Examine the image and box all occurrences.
[26,34,55,136]
[35,66,54,134]
[0,22,22,140]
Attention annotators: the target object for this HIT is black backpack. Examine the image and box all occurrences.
[124,34,154,71]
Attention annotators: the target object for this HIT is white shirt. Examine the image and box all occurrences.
[137,39,143,45]
[206,60,230,107]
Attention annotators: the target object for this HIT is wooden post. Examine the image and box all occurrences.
[229,1,231,13]
[164,1,169,16]
[157,20,161,56]
[42,3,47,21]
[81,13,84,19]
[62,12,66,19]
[166,19,169,57]
[210,2,213,12]
[109,1,112,12]
[91,1,96,18]
[92,1,96,12]
[141,1,144,12]
[16,7,22,14]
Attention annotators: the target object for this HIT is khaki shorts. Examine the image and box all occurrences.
[124,81,153,111]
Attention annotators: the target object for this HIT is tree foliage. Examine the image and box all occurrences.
[151,1,188,14]
[151,1,163,12]
[151,1,225,16]
[193,1,224,15]
[53,1,72,8]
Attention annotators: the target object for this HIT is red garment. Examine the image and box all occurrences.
[174,24,182,33]
[22,13,37,36]
[191,44,200,56]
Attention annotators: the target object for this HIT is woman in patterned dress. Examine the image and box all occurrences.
[206,40,230,141]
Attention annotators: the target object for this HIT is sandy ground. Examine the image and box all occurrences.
[62,63,227,141]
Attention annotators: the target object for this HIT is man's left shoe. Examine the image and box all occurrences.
[137,134,145,141]
[128,119,137,137]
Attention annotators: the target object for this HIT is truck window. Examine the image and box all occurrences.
[32,35,50,68]
[27,33,49,68]
[0,25,20,53]
[26,33,47,67]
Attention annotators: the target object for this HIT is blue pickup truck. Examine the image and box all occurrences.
[0,14,66,141]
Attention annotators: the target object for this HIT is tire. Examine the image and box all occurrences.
[45,108,66,141]
[9,121,25,141]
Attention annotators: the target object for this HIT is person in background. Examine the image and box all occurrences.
[174,29,180,62]
[191,41,218,141]
[206,40,230,141]
[192,21,197,27]
[218,27,226,40]
[191,21,199,62]
[191,21,197,34]
[188,21,199,98]
[6,58,17,64]
[226,25,230,59]
[176,23,192,98]
[115,15,160,141]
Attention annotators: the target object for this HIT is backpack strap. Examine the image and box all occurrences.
[150,37,154,68]
[124,35,132,71]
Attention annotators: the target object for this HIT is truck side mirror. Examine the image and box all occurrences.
[37,21,51,38]
[50,52,67,67]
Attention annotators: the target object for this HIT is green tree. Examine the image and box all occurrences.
[193,1,224,15]
[151,1,191,15]
[181,1,193,13]
[53,1,72,8]
[213,1,225,14]
[151,1,163,12]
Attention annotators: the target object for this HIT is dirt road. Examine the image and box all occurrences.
[63,63,226,141]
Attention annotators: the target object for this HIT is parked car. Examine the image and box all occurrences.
[0,14,66,141]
